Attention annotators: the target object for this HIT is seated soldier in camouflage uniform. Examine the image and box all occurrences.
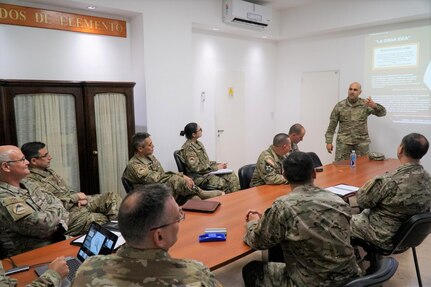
[179,122,240,193]
[325,82,386,161]
[1,257,69,287]
[351,133,431,251]
[0,145,68,258]
[250,133,291,187]
[123,133,221,205]
[243,152,362,287]
[73,184,222,287]
[21,142,121,237]
[288,123,306,152]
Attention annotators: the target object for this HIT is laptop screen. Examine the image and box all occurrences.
[77,223,118,262]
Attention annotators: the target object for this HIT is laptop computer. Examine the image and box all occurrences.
[35,222,118,286]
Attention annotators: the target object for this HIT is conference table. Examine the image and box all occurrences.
[3,156,399,286]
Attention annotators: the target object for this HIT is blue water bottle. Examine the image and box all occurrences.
[350,150,357,168]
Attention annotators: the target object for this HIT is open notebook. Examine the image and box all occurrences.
[35,222,118,287]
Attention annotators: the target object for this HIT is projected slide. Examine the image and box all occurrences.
[364,26,431,124]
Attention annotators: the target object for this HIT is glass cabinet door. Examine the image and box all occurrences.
[94,93,129,197]
[14,93,80,190]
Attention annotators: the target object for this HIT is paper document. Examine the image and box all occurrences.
[325,184,359,196]
[209,168,233,175]
[73,231,125,250]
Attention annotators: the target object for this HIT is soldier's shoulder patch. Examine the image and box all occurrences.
[264,161,275,173]
[188,156,197,165]
[265,159,275,167]
[131,163,148,177]
[137,166,148,176]
[1,197,34,221]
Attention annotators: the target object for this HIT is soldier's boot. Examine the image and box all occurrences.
[199,189,223,199]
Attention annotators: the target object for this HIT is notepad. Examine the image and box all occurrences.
[209,168,233,175]
[182,199,221,213]
[325,184,359,196]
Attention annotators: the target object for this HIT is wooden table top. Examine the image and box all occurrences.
[3,156,399,286]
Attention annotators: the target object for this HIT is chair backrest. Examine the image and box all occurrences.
[343,257,398,287]
[121,175,134,193]
[306,152,323,168]
[238,164,256,190]
[173,150,186,173]
[391,212,431,253]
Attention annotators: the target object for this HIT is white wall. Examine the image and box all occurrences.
[0,23,133,81]
[192,31,277,165]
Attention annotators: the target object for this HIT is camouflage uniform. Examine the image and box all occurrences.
[24,168,120,236]
[250,146,288,187]
[180,140,240,193]
[123,154,203,205]
[351,162,431,250]
[325,98,386,161]
[72,244,222,287]
[243,184,362,287]
[0,181,68,258]
[1,261,61,287]
[290,142,299,152]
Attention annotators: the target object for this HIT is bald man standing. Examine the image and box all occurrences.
[325,82,386,161]
[0,145,68,258]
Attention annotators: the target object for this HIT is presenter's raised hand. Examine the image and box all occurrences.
[364,96,377,108]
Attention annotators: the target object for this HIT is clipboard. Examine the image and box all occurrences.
[181,199,221,213]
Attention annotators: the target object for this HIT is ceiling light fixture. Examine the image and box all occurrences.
[212,27,220,31]
[87,6,96,10]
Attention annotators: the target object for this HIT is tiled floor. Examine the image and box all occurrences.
[213,236,431,286]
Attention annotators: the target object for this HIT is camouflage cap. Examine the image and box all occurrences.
[369,152,385,161]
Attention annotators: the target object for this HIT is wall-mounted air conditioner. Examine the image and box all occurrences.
[222,0,272,29]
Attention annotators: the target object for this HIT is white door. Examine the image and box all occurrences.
[215,69,245,173]
[300,71,339,165]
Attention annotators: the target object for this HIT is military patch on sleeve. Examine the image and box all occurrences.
[188,156,197,165]
[136,165,148,176]
[264,159,275,173]
[1,197,34,221]
[265,159,275,166]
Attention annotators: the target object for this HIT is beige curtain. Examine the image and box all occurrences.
[14,94,80,190]
[94,93,129,198]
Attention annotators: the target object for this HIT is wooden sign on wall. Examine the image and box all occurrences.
[0,3,127,37]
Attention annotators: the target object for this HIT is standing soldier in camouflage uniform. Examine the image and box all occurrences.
[242,152,362,287]
[351,133,431,250]
[0,145,68,258]
[21,142,121,236]
[122,133,221,205]
[73,184,222,287]
[250,133,291,187]
[288,123,305,152]
[1,257,69,287]
[325,82,386,161]
[179,123,240,193]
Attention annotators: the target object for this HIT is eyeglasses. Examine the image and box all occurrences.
[196,128,202,132]
[4,156,27,164]
[34,152,50,159]
[150,208,185,231]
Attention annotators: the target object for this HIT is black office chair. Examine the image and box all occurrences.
[121,175,134,193]
[343,257,398,287]
[306,151,323,168]
[352,212,431,287]
[238,164,256,190]
[173,150,186,173]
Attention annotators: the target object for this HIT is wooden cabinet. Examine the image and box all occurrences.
[0,80,135,196]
